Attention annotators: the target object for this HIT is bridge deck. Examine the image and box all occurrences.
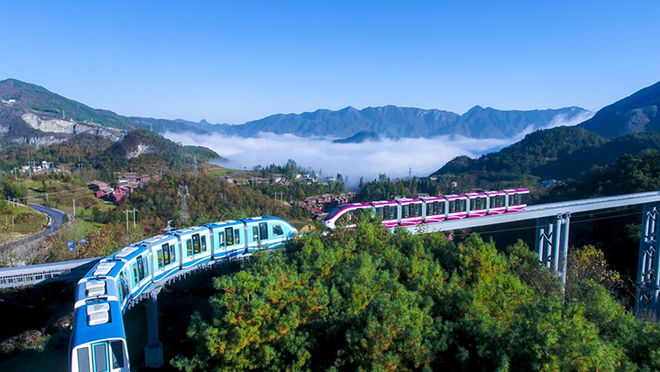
[403,191,660,232]
[2,191,659,289]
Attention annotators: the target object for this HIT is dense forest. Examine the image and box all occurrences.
[171,218,660,371]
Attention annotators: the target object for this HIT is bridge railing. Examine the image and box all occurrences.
[0,258,99,289]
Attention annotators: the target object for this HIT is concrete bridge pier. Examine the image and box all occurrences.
[144,293,164,368]
[535,213,571,294]
[635,203,660,321]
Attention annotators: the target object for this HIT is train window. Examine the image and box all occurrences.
[201,235,207,252]
[118,272,128,303]
[252,226,259,241]
[259,222,268,240]
[77,347,91,372]
[169,244,176,263]
[382,206,391,220]
[93,343,108,372]
[426,202,434,215]
[490,195,505,208]
[136,256,146,282]
[234,229,241,244]
[401,205,409,218]
[410,203,422,217]
[164,244,170,266]
[192,234,201,254]
[186,239,193,256]
[218,232,225,247]
[471,197,486,210]
[375,207,384,219]
[110,341,124,369]
[225,227,234,246]
[273,224,284,236]
[157,249,164,269]
[449,199,467,213]
[132,263,139,285]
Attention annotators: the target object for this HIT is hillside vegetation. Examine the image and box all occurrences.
[580,80,660,139]
[172,220,660,371]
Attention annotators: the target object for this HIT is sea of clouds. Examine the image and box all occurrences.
[163,111,593,187]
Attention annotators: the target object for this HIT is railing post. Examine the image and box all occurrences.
[560,213,571,298]
[144,292,164,368]
[635,203,659,321]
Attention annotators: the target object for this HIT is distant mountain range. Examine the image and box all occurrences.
[205,105,591,140]
[434,81,660,181]
[0,78,592,143]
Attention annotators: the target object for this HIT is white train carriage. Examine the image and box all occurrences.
[204,220,247,259]
[168,226,212,269]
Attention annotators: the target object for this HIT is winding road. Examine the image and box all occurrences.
[27,203,66,235]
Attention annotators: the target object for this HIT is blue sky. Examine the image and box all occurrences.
[1,1,659,123]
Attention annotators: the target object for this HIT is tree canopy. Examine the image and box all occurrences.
[172,219,659,371]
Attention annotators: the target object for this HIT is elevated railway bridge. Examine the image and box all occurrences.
[1,190,658,370]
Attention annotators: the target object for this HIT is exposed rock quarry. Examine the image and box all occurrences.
[21,112,125,141]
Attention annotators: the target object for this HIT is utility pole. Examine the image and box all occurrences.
[125,209,130,232]
[132,208,138,228]
[72,198,76,218]
[177,185,190,226]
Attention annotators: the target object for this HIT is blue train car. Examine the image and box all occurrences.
[204,220,247,259]
[168,226,212,269]
[69,216,298,372]
[243,216,296,253]
[70,260,131,372]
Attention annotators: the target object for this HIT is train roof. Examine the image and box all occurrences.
[486,190,506,196]
[168,225,209,236]
[108,244,148,262]
[82,259,126,279]
[421,196,446,202]
[70,299,126,346]
[204,219,243,228]
[396,198,422,204]
[75,275,120,306]
[504,188,530,193]
[444,194,467,200]
[242,216,294,224]
[371,200,397,206]
[137,234,175,247]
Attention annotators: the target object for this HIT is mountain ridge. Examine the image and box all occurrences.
[579,80,660,139]
[1,78,590,142]
[433,80,660,183]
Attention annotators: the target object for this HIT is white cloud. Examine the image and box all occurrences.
[163,111,592,187]
[166,131,514,185]
[544,110,594,130]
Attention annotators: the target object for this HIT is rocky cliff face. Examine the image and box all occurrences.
[20,113,125,141]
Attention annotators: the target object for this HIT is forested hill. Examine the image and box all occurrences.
[171,220,660,370]
[579,80,660,139]
[433,126,607,176]
[434,81,660,183]
[1,130,219,180]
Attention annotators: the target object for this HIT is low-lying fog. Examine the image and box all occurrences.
[163,113,590,187]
